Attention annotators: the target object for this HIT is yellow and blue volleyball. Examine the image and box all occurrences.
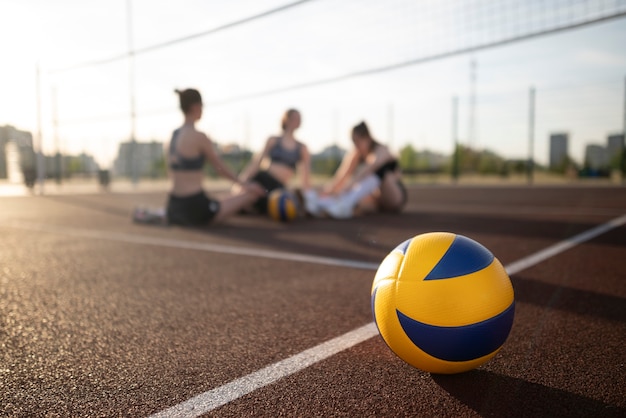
[267,189,299,222]
[371,232,515,374]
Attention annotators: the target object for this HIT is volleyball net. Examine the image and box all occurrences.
[43,0,626,181]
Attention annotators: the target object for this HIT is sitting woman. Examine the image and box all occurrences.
[305,121,407,219]
[164,88,264,225]
[237,108,312,214]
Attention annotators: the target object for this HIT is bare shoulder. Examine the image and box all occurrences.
[195,129,211,142]
[297,140,309,152]
[192,130,215,155]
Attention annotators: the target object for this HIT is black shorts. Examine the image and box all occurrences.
[250,171,285,213]
[166,191,221,226]
[375,160,399,180]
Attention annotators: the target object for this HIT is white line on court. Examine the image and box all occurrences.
[4,214,626,417]
[4,221,380,271]
[504,213,626,275]
[149,323,379,418]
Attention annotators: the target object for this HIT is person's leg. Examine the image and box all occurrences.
[249,171,285,214]
[301,188,324,217]
[213,190,260,223]
[378,174,407,212]
[354,193,380,215]
[319,174,381,219]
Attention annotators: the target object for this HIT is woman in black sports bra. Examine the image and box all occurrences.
[305,121,406,219]
[237,109,312,214]
[164,88,264,225]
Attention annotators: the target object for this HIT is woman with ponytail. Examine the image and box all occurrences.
[136,88,264,226]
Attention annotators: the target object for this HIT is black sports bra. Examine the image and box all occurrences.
[268,137,302,170]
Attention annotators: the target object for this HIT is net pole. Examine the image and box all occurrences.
[387,103,394,151]
[622,75,626,185]
[452,96,459,183]
[52,85,62,184]
[36,63,45,195]
[527,86,535,185]
[128,0,138,186]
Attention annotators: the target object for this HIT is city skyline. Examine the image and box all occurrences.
[1,0,625,168]
[0,122,624,182]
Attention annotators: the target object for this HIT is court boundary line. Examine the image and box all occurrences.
[4,214,626,417]
[4,221,380,271]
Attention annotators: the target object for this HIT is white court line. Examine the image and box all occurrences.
[504,213,626,275]
[149,323,379,418]
[5,215,626,417]
[4,221,379,271]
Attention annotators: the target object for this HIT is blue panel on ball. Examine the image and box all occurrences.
[424,235,494,281]
[394,238,412,255]
[397,302,515,362]
[278,195,288,220]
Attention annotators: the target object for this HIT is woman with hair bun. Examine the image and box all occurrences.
[134,88,264,226]
[304,121,407,219]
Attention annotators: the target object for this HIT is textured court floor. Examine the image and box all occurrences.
[1,184,625,417]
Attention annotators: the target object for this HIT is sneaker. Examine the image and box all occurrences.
[303,189,323,217]
[133,207,167,225]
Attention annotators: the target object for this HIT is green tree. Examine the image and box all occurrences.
[399,144,417,172]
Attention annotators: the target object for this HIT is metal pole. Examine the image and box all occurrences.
[388,103,394,151]
[333,109,339,146]
[128,0,138,185]
[36,63,45,194]
[468,59,476,148]
[52,85,62,184]
[452,96,459,183]
[622,76,626,184]
[528,86,535,185]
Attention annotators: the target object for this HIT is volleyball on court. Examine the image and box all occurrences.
[267,189,299,222]
[371,232,515,374]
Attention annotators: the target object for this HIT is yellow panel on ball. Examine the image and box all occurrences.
[371,232,515,374]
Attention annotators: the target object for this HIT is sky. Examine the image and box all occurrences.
[1,0,625,168]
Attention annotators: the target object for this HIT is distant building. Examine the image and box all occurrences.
[0,125,35,180]
[584,144,608,170]
[607,133,624,163]
[113,140,164,178]
[313,145,346,160]
[549,133,569,169]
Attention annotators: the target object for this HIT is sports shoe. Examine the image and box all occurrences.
[132,207,167,225]
[302,189,323,217]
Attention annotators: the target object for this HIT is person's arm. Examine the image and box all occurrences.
[238,137,276,182]
[200,133,243,185]
[351,148,388,182]
[298,144,312,190]
[323,149,360,194]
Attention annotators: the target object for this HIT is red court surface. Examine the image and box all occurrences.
[1,184,625,417]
